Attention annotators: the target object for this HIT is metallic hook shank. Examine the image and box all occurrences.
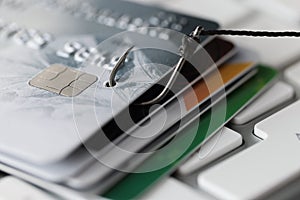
[108,46,134,87]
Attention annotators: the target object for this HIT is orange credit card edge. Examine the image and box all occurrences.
[184,62,254,111]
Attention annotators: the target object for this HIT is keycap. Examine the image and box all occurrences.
[231,82,294,124]
[276,0,300,13]
[226,12,300,69]
[242,0,300,24]
[284,61,300,95]
[0,176,56,200]
[141,178,212,200]
[198,100,300,200]
[177,127,242,176]
[155,0,251,27]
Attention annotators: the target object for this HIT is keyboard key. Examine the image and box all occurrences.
[231,82,294,124]
[254,100,300,139]
[0,176,56,200]
[177,127,242,175]
[284,61,300,95]
[276,0,300,13]
[198,100,300,200]
[226,13,300,69]
[141,178,212,200]
[155,0,251,27]
[242,0,300,24]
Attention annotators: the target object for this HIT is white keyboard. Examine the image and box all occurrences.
[1,0,300,199]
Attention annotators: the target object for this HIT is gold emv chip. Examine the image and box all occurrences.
[29,64,98,97]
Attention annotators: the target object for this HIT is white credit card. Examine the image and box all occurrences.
[0,0,220,167]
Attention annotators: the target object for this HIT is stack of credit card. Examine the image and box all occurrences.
[0,0,278,199]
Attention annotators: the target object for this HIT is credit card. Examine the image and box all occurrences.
[0,0,220,165]
[183,62,256,111]
[0,3,224,193]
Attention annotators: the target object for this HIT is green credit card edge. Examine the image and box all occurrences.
[104,65,278,200]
